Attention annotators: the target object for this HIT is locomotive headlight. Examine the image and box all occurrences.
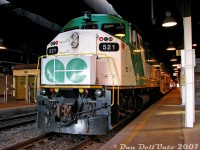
[70,32,79,48]
[71,40,79,48]
[40,88,46,96]
[94,89,103,97]
[71,32,79,40]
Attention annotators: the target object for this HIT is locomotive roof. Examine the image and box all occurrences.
[61,13,142,37]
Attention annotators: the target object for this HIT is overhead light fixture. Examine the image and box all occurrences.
[162,10,177,27]
[170,58,177,61]
[146,59,156,62]
[170,55,177,61]
[133,49,143,53]
[166,41,176,51]
[0,38,6,50]
[152,64,160,68]
[172,63,178,67]
[173,68,178,70]
[192,43,197,47]
[114,33,125,37]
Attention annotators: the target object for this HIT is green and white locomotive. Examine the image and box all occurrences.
[36,12,172,135]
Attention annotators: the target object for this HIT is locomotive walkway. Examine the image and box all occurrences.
[100,88,200,150]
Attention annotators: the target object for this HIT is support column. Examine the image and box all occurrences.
[5,75,8,102]
[25,75,29,103]
[182,17,195,128]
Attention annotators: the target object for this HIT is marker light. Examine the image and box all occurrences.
[99,37,104,41]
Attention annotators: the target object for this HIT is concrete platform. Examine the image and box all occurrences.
[0,100,36,119]
[100,88,200,150]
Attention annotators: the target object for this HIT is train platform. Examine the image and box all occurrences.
[0,100,36,119]
[100,88,200,150]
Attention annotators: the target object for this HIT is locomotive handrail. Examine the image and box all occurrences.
[100,56,120,105]
[34,52,120,106]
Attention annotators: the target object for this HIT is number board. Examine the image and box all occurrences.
[99,43,119,51]
[47,46,58,55]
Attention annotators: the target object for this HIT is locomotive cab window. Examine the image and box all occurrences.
[102,23,125,37]
[82,24,98,29]
[131,29,143,50]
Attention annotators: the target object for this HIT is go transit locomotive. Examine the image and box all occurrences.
[35,12,172,135]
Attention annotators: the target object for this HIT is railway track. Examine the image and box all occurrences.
[1,96,157,150]
[3,132,54,150]
[0,112,37,130]
[69,112,140,150]
[4,110,140,150]
[1,100,151,150]
[4,132,92,150]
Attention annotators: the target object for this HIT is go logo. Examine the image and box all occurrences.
[44,58,88,83]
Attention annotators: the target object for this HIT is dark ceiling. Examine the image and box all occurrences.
[0,0,198,76]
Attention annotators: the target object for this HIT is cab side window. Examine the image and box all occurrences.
[102,23,125,37]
